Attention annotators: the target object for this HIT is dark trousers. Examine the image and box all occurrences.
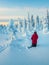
[32,43,37,47]
[28,43,37,48]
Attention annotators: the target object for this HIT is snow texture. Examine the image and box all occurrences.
[0,19,49,65]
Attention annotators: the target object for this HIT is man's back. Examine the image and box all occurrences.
[31,32,38,44]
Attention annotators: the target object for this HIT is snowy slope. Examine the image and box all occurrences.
[0,31,49,65]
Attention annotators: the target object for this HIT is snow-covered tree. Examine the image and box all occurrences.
[27,13,31,31]
[36,15,40,30]
[8,19,17,35]
[39,20,43,30]
[31,15,35,30]
[24,19,27,30]
[36,16,43,31]
[46,10,49,31]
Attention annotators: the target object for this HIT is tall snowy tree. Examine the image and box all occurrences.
[28,13,31,31]
[9,19,17,35]
[43,18,48,33]
[47,10,49,30]
[36,15,40,30]
[31,15,35,30]
[24,19,27,31]
[39,20,43,30]
[20,21,23,32]
[36,15,43,31]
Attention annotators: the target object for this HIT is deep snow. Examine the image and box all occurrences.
[0,31,49,65]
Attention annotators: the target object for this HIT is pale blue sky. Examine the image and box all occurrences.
[0,0,49,8]
[0,0,49,19]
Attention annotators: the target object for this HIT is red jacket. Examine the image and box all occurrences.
[31,33,38,44]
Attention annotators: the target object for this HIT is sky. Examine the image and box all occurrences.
[0,0,49,19]
[0,0,49,8]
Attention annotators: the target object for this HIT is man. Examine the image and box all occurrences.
[31,31,38,47]
[28,31,38,48]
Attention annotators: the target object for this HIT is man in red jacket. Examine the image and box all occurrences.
[28,31,38,48]
[31,31,38,47]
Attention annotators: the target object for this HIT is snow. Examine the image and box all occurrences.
[0,30,49,65]
[0,18,49,65]
[0,9,49,65]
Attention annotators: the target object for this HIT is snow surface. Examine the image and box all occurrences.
[0,31,49,65]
